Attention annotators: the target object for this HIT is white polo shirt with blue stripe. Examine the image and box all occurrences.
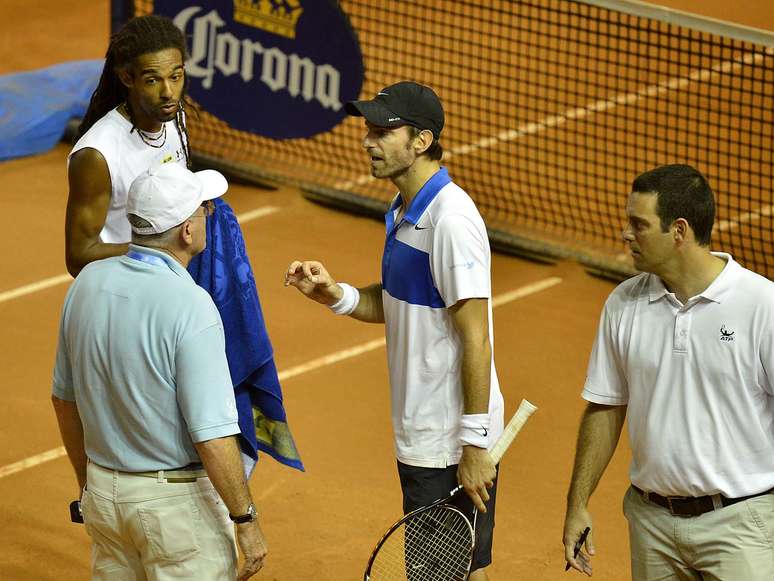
[382,167,505,468]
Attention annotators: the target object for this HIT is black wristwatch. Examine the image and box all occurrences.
[229,503,257,524]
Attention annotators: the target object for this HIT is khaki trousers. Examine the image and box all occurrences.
[623,485,774,580]
[81,462,237,580]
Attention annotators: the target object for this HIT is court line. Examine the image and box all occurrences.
[491,277,563,307]
[236,205,280,224]
[0,275,562,480]
[715,204,774,233]
[0,447,67,479]
[334,47,773,191]
[0,274,73,304]
[0,205,280,305]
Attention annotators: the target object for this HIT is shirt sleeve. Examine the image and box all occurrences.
[430,213,491,307]
[582,296,629,405]
[52,297,75,402]
[175,302,240,443]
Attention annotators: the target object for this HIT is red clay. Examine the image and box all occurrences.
[0,1,769,579]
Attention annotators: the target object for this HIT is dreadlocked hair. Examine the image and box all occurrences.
[77,14,196,168]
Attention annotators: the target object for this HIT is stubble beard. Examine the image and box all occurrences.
[371,150,415,181]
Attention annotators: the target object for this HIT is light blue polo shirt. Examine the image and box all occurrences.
[52,244,240,472]
[381,167,505,468]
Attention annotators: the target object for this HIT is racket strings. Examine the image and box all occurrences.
[405,511,468,578]
[369,505,474,580]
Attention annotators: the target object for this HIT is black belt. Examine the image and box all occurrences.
[633,485,772,517]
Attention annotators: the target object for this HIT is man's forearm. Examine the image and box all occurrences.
[461,337,491,414]
[66,241,129,277]
[194,435,254,516]
[349,283,385,323]
[456,330,496,512]
[567,402,627,508]
[51,396,87,491]
[449,298,491,414]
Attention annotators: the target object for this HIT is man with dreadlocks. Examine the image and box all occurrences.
[65,12,303,572]
[67,15,191,253]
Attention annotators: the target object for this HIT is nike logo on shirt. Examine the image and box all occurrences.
[449,261,475,270]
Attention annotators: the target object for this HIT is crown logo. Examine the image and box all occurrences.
[233,0,303,39]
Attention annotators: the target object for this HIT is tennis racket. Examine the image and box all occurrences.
[364,399,538,581]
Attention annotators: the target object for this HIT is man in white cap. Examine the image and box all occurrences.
[51,163,268,580]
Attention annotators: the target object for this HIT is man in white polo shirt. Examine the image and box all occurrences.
[284,81,505,579]
[52,163,268,580]
[562,164,774,579]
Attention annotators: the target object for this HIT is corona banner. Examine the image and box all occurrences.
[155,0,365,139]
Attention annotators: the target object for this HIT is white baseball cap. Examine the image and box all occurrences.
[127,163,228,235]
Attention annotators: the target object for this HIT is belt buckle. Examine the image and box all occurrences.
[666,495,691,517]
[666,496,678,516]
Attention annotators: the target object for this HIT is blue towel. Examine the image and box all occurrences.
[0,60,102,161]
[188,198,303,471]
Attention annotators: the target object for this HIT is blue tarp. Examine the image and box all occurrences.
[0,60,102,161]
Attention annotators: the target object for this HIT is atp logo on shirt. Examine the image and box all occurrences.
[719,325,735,342]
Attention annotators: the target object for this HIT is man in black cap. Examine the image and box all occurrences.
[284,81,507,580]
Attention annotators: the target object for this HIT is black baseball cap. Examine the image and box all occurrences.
[345,81,444,139]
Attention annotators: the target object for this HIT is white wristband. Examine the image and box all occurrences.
[459,413,490,448]
[329,283,360,315]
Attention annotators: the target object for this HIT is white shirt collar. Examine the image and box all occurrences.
[647,252,738,304]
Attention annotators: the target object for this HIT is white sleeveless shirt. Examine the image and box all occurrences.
[69,108,187,243]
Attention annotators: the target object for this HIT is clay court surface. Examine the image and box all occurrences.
[0,1,771,579]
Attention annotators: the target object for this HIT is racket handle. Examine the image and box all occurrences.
[489,399,537,464]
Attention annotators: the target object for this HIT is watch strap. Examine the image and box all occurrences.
[229,503,256,523]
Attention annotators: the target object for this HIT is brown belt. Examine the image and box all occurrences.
[633,485,772,517]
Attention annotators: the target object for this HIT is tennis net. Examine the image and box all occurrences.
[129,0,774,279]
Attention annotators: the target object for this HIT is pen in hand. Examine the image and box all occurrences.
[565,526,591,571]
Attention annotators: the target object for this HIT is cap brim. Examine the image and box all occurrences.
[195,169,228,201]
[345,100,403,128]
